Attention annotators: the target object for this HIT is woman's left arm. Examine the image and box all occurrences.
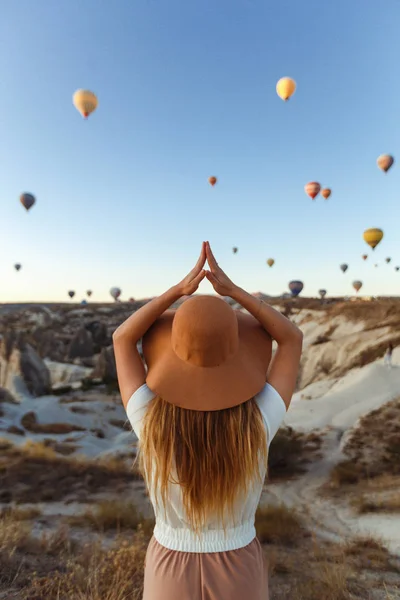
[113,242,206,407]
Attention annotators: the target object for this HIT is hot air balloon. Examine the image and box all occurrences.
[68,291,75,299]
[267,258,275,267]
[352,281,363,293]
[319,289,327,299]
[208,177,217,186]
[110,287,121,301]
[232,247,238,254]
[289,281,303,297]
[395,267,400,272]
[304,182,321,200]
[362,254,368,261]
[375,263,379,268]
[87,290,92,297]
[386,257,391,264]
[81,300,87,306]
[129,297,135,303]
[340,264,348,273]
[321,188,331,200]
[20,193,35,211]
[377,154,394,173]
[363,228,384,250]
[14,264,21,271]
[73,89,98,119]
[276,77,296,101]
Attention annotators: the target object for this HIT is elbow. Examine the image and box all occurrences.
[292,326,303,346]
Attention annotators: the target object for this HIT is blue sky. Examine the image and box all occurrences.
[1,0,400,302]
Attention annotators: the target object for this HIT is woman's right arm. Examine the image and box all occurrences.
[230,287,303,409]
[205,242,302,409]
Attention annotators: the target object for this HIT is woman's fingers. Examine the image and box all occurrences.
[193,269,206,285]
[206,242,219,272]
[205,270,218,286]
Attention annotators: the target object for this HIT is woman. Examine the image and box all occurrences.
[384,343,393,368]
[113,241,303,600]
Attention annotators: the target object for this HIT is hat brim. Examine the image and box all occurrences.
[142,310,272,411]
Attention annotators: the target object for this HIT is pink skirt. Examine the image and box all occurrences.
[143,536,269,600]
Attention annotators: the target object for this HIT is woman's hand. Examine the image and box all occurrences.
[205,242,237,297]
[175,242,207,296]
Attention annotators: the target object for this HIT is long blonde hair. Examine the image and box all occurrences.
[139,397,268,532]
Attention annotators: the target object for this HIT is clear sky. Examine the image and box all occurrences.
[1,0,400,303]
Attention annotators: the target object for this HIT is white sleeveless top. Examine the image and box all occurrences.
[126,383,286,553]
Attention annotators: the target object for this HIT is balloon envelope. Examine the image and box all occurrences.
[232,247,238,254]
[73,89,98,118]
[363,228,384,250]
[276,77,296,101]
[340,264,348,273]
[86,290,92,297]
[110,287,121,300]
[386,257,391,264]
[208,176,217,186]
[266,258,275,267]
[304,182,321,200]
[289,280,304,297]
[68,291,75,298]
[352,281,363,292]
[321,188,331,200]
[319,289,327,298]
[377,154,394,173]
[14,264,21,271]
[362,254,368,261]
[396,267,400,272]
[20,193,35,211]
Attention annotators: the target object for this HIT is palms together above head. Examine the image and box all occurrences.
[177,242,236,298]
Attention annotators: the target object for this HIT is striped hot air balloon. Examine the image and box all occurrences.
[289,280,304,297]
[304,182,321,200]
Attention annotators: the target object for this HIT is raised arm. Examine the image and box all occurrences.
[113,243,207,407]
[205,242,302,409]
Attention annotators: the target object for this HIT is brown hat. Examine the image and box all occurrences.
[142,295,272,411]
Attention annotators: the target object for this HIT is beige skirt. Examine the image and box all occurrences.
[143,536,269,600]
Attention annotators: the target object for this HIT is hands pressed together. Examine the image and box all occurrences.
[177,242,237,298]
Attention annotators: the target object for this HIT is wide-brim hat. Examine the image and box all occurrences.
[142,295,272,411]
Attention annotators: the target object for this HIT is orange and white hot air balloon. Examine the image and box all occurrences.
[321,188,331,200]
[208,176,217,187]
[377,154,394,173]
[276,77,296,101]
[73,89,98,119]
[304,182,321,200]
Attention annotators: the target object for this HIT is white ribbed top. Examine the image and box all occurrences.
[126,382,286,553]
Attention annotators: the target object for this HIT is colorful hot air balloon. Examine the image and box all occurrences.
[110,287,121,301]
[362,254,368,261]
[377,154,394,173]
[304,182,321,200]
[289,281,304,297]
[81,299,88,306]
[14,263,21,271]
[363,228,384,250]
[87,290,92,297]
[386,257,391,264]
[352,281,363,293]
[20,193,36,211]
[232,247,238,254]
[266,258,275,267]
[73,89,98,119]
[68,291,75,299]
[276,77,296,101]
[340,264,348,273]
[208,177,217,186]
[321,188,331,200]
[319,289,327,299]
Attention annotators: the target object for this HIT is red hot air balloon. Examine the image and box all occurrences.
[208,177,217,186]
[304,182,321,200]
[321,188,331,200]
